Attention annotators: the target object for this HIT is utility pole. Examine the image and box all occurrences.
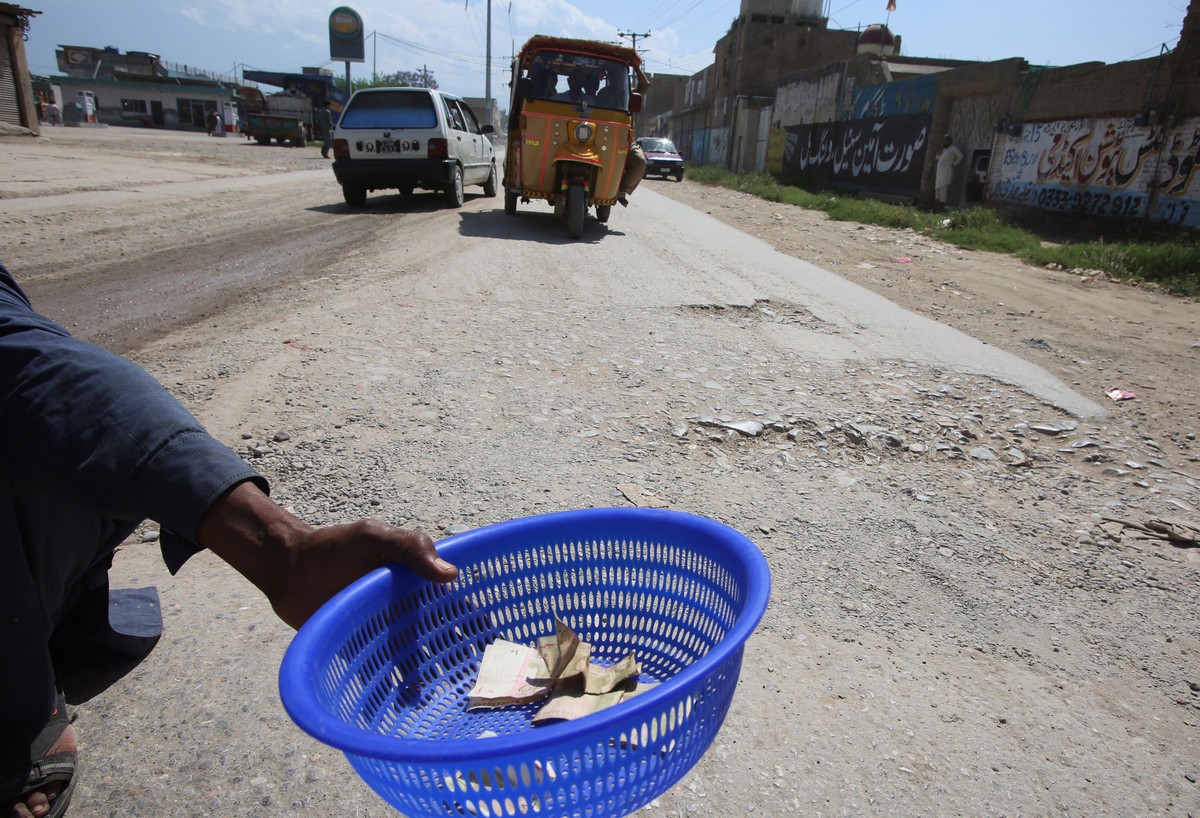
[485,0,492,126]
[618,30,650,54]
[618,31,650,132]
[466,0,494,127]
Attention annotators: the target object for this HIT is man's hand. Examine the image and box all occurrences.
[197,481,458,629]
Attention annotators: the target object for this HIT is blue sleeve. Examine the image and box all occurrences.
[0,264,267,572]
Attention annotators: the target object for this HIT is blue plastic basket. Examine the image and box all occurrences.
[279,507,771,817]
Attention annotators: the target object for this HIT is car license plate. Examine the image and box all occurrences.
[375,139,419,154]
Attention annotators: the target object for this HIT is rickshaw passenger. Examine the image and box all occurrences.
[553,68,596,105]
[595,65,629,110]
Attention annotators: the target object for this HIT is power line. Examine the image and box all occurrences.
[619,30,652,54]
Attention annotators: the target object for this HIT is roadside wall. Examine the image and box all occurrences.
[985,10,1200,232]
[774,70,938,199]
[767,18,1200,230]
[989,116,1200,228]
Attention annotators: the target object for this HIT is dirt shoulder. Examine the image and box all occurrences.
[647,176,1200,449]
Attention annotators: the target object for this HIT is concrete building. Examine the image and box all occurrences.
[0,3,41,133]
[712,0,860,172]
[52,44,235,130]
[462,95,502,133]
[639,72,688,138]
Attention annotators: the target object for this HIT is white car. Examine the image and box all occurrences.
[331,87,497,208]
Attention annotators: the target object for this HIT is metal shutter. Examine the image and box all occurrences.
[0,33,20,126]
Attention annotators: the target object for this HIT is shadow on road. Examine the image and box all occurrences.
[305,191,493,215]
[456,207,622,245]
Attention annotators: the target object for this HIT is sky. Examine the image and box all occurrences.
[23,0,1190,101]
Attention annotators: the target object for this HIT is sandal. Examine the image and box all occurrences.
[19,691,77,818]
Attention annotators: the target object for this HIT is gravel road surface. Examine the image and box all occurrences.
[2,125,1198,817]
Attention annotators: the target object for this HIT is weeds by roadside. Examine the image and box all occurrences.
[686,166,1200,297]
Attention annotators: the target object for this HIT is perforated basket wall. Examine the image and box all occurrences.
[280,507,770,818]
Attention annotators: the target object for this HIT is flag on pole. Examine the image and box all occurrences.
[886,0,896,10]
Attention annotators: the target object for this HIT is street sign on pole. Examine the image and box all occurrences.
[329,7,365,63]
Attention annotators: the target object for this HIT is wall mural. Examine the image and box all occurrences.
[781,113,931,196]
[989,116,1200,228]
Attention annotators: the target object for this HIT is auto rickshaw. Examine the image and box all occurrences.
[502,36,649,239]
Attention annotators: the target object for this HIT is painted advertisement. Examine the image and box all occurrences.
[850,75,936,120]
[781,113,930,196]
[989,116,1200,228]
[774,64,842,128]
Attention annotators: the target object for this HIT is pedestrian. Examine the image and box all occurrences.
[934,133,964,210]
[319,104,335,159]
[0,262,459,818]
[45,102,61,127]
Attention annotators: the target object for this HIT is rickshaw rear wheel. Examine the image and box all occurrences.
[567,185,585,239]
[504,190,518,215]
[595,204,611,223]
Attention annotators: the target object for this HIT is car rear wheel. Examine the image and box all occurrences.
[342,184,367,207]
[483,163,498,197]
[504,190,518,215]
[444,165,465,208]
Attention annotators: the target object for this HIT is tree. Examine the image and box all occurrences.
[336,69,439,93]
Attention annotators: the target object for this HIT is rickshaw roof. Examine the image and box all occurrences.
[517,36,642,70]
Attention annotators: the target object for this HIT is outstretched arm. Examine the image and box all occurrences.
[198,480,458,629]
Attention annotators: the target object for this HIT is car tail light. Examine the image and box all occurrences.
[332,138,350,159]
[428,138,448,158]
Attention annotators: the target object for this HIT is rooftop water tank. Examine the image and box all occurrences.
[739,0,825,20]
[857,23,898,56]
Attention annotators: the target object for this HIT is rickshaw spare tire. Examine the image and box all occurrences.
[566,184,585,239]
[596,204,611,223]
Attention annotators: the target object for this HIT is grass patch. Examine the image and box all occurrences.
[685,166,1200,297]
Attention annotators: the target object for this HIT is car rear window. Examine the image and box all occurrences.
[640,139,677,153]
[340,91,438,129]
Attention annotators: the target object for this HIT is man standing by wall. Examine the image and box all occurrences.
[934,134,963,211]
